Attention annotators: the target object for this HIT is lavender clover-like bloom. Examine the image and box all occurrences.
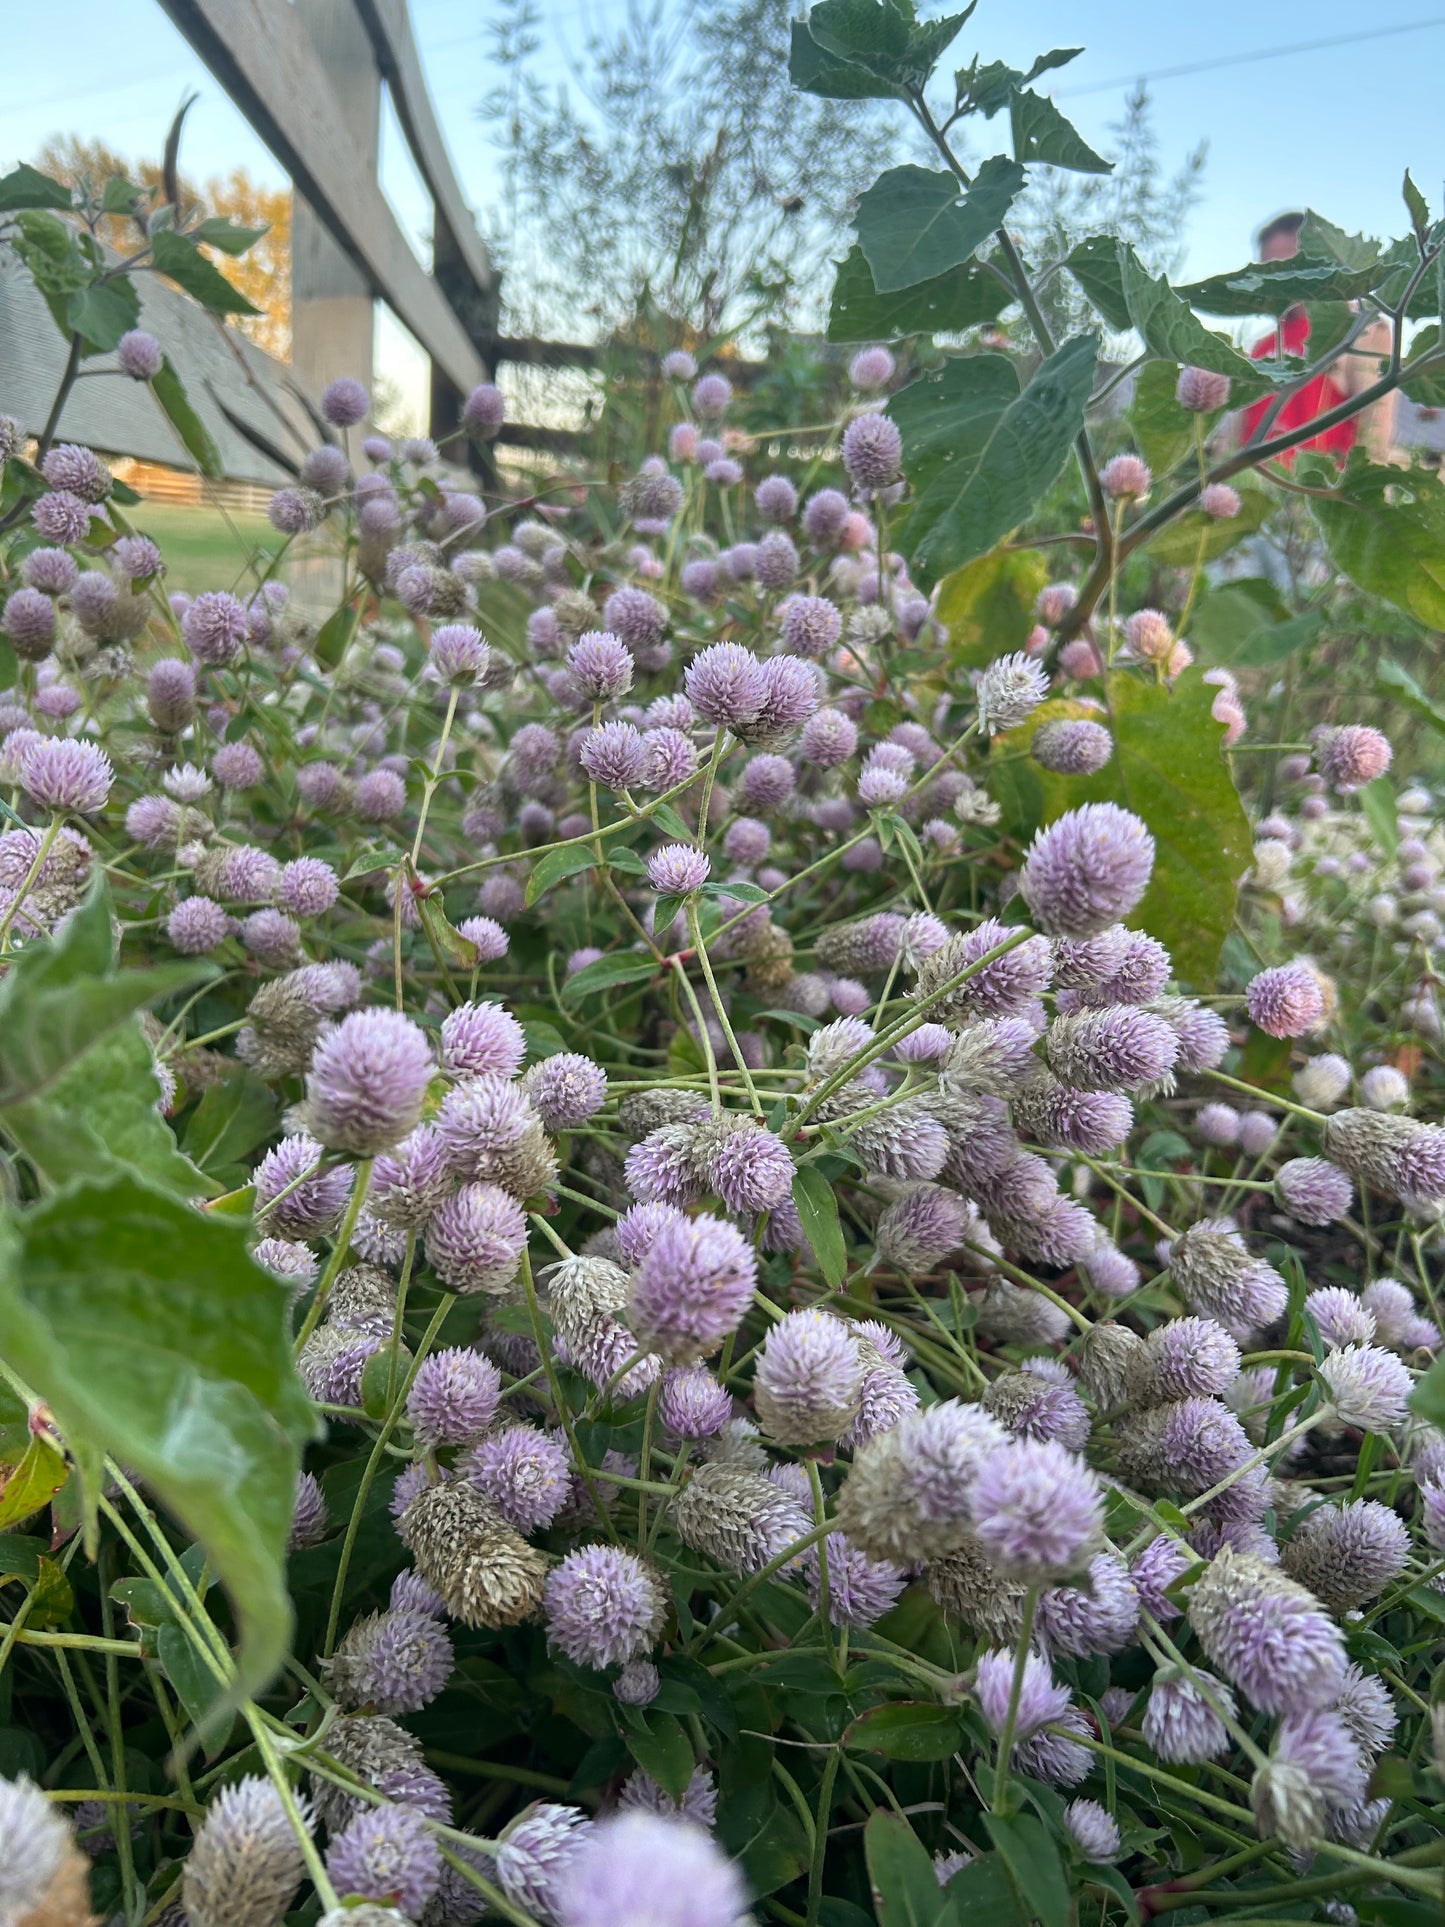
[306,1009,434,1155]
[971,1437,1104,1580]
[629,1210,758,1363]
[20,737,112,814]
[543,1545,668,1670]
[1018,803,1155,937]
[326,1804,441,1916]
[555,1811,749,1927]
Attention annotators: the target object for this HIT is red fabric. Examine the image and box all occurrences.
[1242,308,1357,461]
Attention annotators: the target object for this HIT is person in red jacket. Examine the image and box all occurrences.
[1240,211,1395,462]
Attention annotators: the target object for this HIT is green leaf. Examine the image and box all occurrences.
[1309,454,1445,628]
[845,1700,966,1761]
[1119,246,1273,398]
[991,669,1252,987]
[1400,324,1445,406]
[314,599,361,672]
[180,1071,278,1178]
[1177,256,1382,316]
[946,1854,1027,1921]
[157,1620,226,1734]
[0,1539,73,1628]
[190,216,268,257]
[789,19,908,99]
[856,158,1024,294]
[888,334,1096,588]
[651,804,693,841]
[1298,210,1382,273]
[827,244,1008,343]
[1145,484,1273,567]
[792,1165,846,1288]
[1190,585,1322,668]
[958,48,1081,117]
[1403,170,1430,239]
[1011,90,1111,173]
[151,357,222,479]
[0,1173,318,1702]
[67,278,142,355]
[343,845,401,882]
[526,843,597,905]
[935,547,1049,670]
[1127,361,1198,474]
[986,1813,1070,1927]
[1065,234,1133,331]
[803,0,974,90]
[623,1709,695,1802]
[1357,776,1400,858]
[559,954,660,1003]
[416,891,480,969]
[863,1811,950,1927]
[101,176,143,216]
[150,229,262,316]
[1376,657,1445,738]
[0,164,72,212]
[0,1434,69,1530]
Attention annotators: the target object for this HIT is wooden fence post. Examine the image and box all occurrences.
[289,0,380,399]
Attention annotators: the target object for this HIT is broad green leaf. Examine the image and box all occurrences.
[864,1810,950,1927]
[986,1813,1070,1927]
[67,279,142,355]
[845,1700,966,1760]
[1403,170,1430,238]
[1064,234,1133,331]
[0,1537,73,1628]
[526,843,597,905]
[1309,454,1445,628]
[150,229,262,316]
[1145,484,1273,567]
[4,1019,216,1199]
[416,890,480,969]
[991,669,1252,987]
[1376,658,1445,738]
[190,216,268,256]
[946,1854,1027,1920]
[0,1434,68,1530]
[0,876,209,1109]
[1190,584,1322,668]
[1177,256,1382,316]
[804,0,974,90]
[151,357,222,479]
[1011,90,1111,173]
[1357,777,1400,857]
[888,334,1096,588]
[958,48,1082,117]
[827,244,1008,342]
[343,845,401,881]
[935,547,1049,670]
[0,1173,318,1702]
[792,1165,846,1288]
[560,954,660,1003]
[1401,324,1445,406]
[622,1709,695,1802]
[101,176,143,215]
[1127,360,1199,474]
[0,164,72,212]
[315,599,361,672]
[181,1071,278,1178]
[789,19,908,99]
[1298,210,1382,273]
[856,158,1024,294]
[1119,246,1272,398]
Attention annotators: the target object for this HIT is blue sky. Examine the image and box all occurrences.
[5,1,1443,405]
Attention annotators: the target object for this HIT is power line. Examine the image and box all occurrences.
[1058,14,1445,97]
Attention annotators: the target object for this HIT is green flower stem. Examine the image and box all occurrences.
[988,1584,1039,1813]
[689,1520,834,1659]
[293,1157,374,1355]
[1202,1068,1324,1123]
[0,1622,140,1657]
[807,1461,835,1671]
[687,901,762,1115]
[322,1290,456,1658]
[520,1242,621,1544]
[670,949,722,1109]
[250,1714,339,1911]
[807,1746,842,1927]
[410,684,461,866]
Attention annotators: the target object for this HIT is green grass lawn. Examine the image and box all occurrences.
[126,504,279,595]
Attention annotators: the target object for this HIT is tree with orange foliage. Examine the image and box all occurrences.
[36,135,292,359]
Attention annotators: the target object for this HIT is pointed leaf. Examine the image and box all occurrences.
[828,243,1007,342]
[1127,361,1198,474]
[150,229,262,316]
[986,1813,1070,1927]
[314,599,361,671]
[416,891,480,969]
[856,157,1025,293]
[1066,235,1133,332]
[1178,257,1382,316]
[888,334,1097,587]
[1011,90,1111,173]
[1403,170,1430,239]
[0,1434,69,1530]
[846,1701,966,1760]
[560,954,660,1002]
[526,843,597,905]
[190,216,268,257]
[0,1173,318,1702]
[935,547,1050,670]
[863,1811,950,1927]
[0,164,72,212]
[792,1164,846,1288]
[789,20,908,99]
[67,279,142,355]
[151,356,222,479]
[1119,246,1273,397]
[1308,454,1445,628]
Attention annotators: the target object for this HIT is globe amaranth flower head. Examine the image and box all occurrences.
[835,1399,1007,1563]
[1065,1798,1121,1863]
[911,916,1053,1020]
[1187,1544,1347,1716]
[168,895,231,955]
[647,843,710,894]
[305,1008,434,1156]
[628,1209,758,1363]
[182,1775,312,1927]
[326,1802,440,1916]
[2,588,56,659]
[555,1810,749,1927]
[1142,1667,1237,1764]
[425,1182,527,1294]
[1019,802,1155,937]
[1045,1005,1179,1091]
[684,641,766,727]
[1246,962,1325,1038]
[1032,717,1114,775]
[326,1607,454,1715]
[520,1052,607,1131]
[321,376,370,426]
[974,1647,1070,1741]
[977,652,1049,734]
[0,1771,85,1927]
[1318,1342,1412,1433]
[183,589,250,666]
[20,736,113,814]
[971,1436,1104,1580]
[568,630,634,703]
[440,999,526,1078]
[1279,1497,1410,1612]
[406,1346,503,1446]
[1316,723,1392,791]
[498,1802,592,1922]
[695,1116,795,1214]
[1176,365,1232,411]
[752,1309,864,1445]
[841,411,902,490]
[254,1132,353,1239]
[1322,1108,1445,1207]
[464,1424,572,1532]
[116,327,164,379]
[1275,1157,1353,1225]
[543,1545,668,1670]
[430,622,489,684]
[579,721,646,792]
[1100,452,1151,498]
